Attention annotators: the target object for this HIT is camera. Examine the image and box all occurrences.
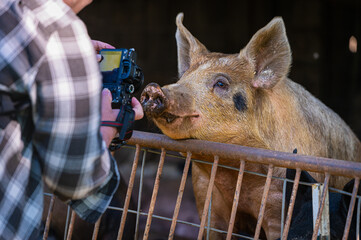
[100,48,144,109]
[100,48,144,150]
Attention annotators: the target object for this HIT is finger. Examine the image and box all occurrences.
[102,88,113,106]
[91,40,115,52]
[96,54,103,62]
[131,97,144,120]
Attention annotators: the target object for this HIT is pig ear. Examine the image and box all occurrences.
[176,13,208,78]
[244,17,291,89]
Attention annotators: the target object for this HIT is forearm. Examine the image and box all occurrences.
[100,126,117,147]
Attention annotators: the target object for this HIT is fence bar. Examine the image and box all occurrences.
[357,198,360,240]
[134,149,147,240]
[343,177,360,240]
[143,148,166,240]
[63,206,71,240]
[117,144,141,240]
[281,180,287,237]
[254,164,274,240]
[168,151,192,240]
[207,196,212,240]
[43,195,55,240]
[91,217,101,240]
[282,168,301,240]
[226,160,246,240]
[66,211,77,240]
[197,155,219,240]
[128,131,361,178]
[311,173,330,240]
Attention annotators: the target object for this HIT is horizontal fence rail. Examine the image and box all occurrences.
[42,131,361,240]
[128,131,361,178]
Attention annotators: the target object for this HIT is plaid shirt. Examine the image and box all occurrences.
[0,0,120,239]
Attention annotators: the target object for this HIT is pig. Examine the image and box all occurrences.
[141,13,361,239]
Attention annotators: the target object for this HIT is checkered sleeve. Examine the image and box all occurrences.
[31,2,119,222]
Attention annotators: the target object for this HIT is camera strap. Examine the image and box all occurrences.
[101,104,135,151]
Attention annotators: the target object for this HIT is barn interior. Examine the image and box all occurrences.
[73,0,361,239]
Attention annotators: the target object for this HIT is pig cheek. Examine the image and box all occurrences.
[153,114,201,139]
[155,118,192,139]
[198,99,241,133]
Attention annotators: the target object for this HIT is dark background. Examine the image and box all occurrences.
[79,0,361,137]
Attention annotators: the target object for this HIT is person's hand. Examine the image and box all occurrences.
[100,89,119,146]
[100,90,144,146]
[91,40,115,53]
[63,0,92,14]
[91,40,115,62]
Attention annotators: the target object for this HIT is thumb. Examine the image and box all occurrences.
[102,88,113,107]
[132,97,144,120]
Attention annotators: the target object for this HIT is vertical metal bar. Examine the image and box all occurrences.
[66,211,76,240]
[320,186,330,238]
[357,197,360,240]
[281,180,286,238]
[313,182,331,239]
[142,148,166,240]
[226,160,245,240]
[197,155,219,240]
[91,217,101,240]
[254,164,274,240]
[43,195,55,240]
[64,206,71,240]
[311,173,330,240]
[342,177,360,240]
[206,196,212,240]
[282,168,301,240]
[117,144,141,240]
[312,183,330,239]
[312,184,321,235]
[168,152,192,240]
[134,149,147,240]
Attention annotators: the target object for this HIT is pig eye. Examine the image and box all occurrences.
[213,78,229,89]
[215,81,226,88]
[211,75,230,93]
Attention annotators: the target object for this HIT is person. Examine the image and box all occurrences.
[0,0,143,239]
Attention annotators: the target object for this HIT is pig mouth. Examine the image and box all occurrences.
[159,112,199,124]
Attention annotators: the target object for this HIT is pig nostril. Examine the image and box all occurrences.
[155,97,163,106]
[144,94,150,102]
[141,93,150,104]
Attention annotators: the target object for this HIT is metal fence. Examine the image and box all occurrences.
[42,130,361,240]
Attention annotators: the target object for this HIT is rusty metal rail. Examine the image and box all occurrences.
[42,131,361,240]
[128,131,361,178]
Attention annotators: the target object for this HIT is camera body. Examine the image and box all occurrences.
[100,48,144,109]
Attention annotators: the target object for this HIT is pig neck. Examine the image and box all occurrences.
[254,78,361,161]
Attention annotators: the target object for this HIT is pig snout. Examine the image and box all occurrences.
[141,83,168,117]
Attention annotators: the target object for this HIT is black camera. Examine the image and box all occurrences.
[100,48,144,109]
[100,48,144,150]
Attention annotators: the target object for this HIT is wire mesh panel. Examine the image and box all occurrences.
[42,131,361,240]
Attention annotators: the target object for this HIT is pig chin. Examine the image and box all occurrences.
[152,112,201,140]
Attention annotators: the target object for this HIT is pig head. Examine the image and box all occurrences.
[141,13,361,239]
[141,13,293,148]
